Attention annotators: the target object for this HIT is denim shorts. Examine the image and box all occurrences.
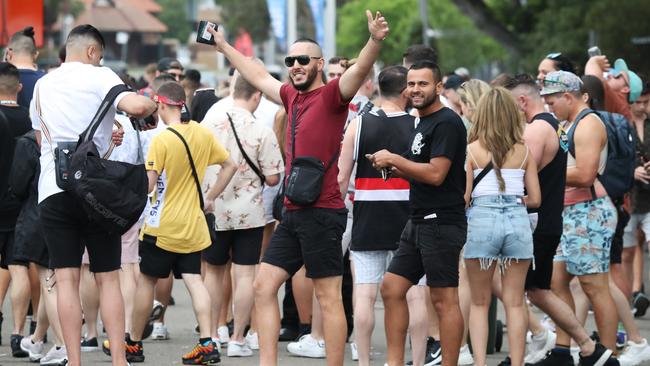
[463,195,533,270]
[554,196,617,276]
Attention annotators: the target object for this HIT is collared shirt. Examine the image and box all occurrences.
[203,106,283,230]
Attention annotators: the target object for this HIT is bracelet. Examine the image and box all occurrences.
[370,34,384,42]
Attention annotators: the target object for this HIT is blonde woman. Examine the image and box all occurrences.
[457,79,490,130]
[463,87,541,366]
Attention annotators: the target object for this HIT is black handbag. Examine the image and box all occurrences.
[283,105,339,206]
[166,127,217,246]
[39,84,148,235]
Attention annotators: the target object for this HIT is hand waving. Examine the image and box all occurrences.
[366,10,389,42]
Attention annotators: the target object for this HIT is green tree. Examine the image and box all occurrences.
[336,0,505,72]
[157,0,192,43]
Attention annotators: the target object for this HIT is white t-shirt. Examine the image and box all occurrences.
[202,95,279,130]
[30,62,132,203]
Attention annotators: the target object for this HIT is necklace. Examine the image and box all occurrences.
[0,100,18,106]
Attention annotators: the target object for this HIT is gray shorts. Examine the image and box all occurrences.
[262,181,282,224]
[623,212,650,248]
[351,250,394,284]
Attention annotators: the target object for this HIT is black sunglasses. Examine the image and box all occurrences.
[284,55,321,67]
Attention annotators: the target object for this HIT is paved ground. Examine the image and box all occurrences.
[0,278,650,365]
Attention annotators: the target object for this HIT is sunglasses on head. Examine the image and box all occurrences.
[546,52,562,60]
[284,55,321,67]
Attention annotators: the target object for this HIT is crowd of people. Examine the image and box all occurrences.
[1,8,650,366]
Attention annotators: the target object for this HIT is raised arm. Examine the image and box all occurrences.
[338,10,389,101]
[208,26,283,104]
[585,56,611,82]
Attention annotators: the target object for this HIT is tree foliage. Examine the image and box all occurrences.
[336,0,505,72]
[157,0,192,43]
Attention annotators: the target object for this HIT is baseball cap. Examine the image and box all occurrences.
[444,74,464,90]
[539,71,582,96]
[610,58,642,103]
[157,57,183,72]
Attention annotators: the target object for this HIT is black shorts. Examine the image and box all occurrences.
[610,205,630,265]
[0,231,28,269]
[39,192,120,273]
[14,206,49,268]
[139,234,201,279]
[525,233,561,290]
[262,207,347,279]
[386,219,466,288]
[203,227,264,266]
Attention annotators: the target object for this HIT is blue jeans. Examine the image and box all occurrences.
[463,195,533,270]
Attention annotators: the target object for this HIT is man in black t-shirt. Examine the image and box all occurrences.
[369,61,467,366]
[0,62,35,358]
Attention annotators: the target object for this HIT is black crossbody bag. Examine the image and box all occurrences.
[167,127,217,245]
[283,105,340,205]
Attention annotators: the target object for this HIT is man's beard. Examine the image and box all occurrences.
[290,66,319,91]
[412,92,437,110]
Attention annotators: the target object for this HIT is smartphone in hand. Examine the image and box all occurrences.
[197,21,218,45]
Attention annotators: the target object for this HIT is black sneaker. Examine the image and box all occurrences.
[11,334,28,357]
[424,337,442,366]
[81,337,99,352]
[632,292,650,318]
[527,349,574,366]
[579,343,615,366]
[29,320,37,335]
[499,356,512,366]
[278,327,298,342]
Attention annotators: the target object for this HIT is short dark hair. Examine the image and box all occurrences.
[641,79,649,97]
[581,75,605,110]
[328,56,349,67]
[157,82,186,107]
[151,73,176,92]
[546,53,576,74]
[403,45,438,66]
[0,62,21,95]
[66,24,105,49]
[502,73,537,90]
[233,75,259,100]
[184,69,201,89]
[9,26,37,55]
[293,37,319,46]
[409,60,442,83]
[378,65,407,98]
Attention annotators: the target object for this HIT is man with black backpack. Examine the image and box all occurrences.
[540,70,620,364]
[202,73,283,357]
[30,25,156,366]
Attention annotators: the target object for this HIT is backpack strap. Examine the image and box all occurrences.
[79,84,132,143]
[566,108,598,200]
[167,127,204,210]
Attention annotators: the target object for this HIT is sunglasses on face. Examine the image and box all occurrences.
[284,55,321,67]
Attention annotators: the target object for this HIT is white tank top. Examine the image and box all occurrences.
[469,146,527,198]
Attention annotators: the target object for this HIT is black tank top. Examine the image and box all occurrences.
[352,110,414,251]
[528,113,568,236]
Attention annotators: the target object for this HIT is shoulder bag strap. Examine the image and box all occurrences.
[167,127,204,210]
[227,113,265,183]
[472,161,493,190]
[79,84,131,143]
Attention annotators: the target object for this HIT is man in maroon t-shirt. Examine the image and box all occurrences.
[208,10,389,366]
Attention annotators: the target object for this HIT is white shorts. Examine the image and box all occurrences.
[341,195,353,255]
[623,212,650,248]
[351,250,394,284]
[262,181,282,224]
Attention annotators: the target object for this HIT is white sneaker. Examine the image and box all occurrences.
[217,325,230,346]
[350,342,358,361]
[227,340,253,357]
[151,322,169,340]
[571,346,580,366]
[245,330,259,350]
[458,344,474,365]
[620,338,650,366]
[40,346,67,365]
[20,336,44,362]
[287,334,326,358]
[525,329,556,364]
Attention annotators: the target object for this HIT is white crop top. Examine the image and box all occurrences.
[469,147,527,198]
